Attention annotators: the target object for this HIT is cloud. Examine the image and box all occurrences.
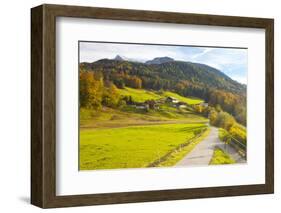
[231,75,247,84]
[191,48,213,59]
[80,42,180,63]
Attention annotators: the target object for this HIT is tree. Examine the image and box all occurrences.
[79,71,103,109]
[114,78,125,89]
[102,82,120,108]
[209,109,218,126]
[212,111,235,130]
[194,105,203,113]
[125,76,142,89]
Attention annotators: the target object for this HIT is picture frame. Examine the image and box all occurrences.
[31,4,274,208]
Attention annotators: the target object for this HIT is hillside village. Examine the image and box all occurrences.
[128,95,208,112]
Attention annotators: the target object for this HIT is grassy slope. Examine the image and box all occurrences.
[118,87,203,104]
[80,123,208,170]
[209,148,235,165]
[117,87,162,102]
[81,87,207,128]
[162,91,203,105]
[80,103,208,129]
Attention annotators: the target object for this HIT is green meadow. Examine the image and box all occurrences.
[80,123,208,170]
[80,106,208,129]
[209,148,235,165]
[162,91,203,105]
[80,88,208,129]
[117,87,162,102]
[118,87,203,105]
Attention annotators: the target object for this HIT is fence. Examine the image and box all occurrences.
[228,135,247,160]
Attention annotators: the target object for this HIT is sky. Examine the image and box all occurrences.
[79,42,247,84]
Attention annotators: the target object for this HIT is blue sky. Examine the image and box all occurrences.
[80,42,247,84]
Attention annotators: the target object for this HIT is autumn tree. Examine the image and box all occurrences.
[193,105,204,113]
[126,76,142,89]
[216,111,235,130]
[102,82,120,108]
[209,109,218,126]
[79,71,103,109]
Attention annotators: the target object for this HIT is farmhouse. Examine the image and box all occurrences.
[200,102,208,107]
[144,100,160,110]
[194,102,208,107]
[131,102,149,111]
[135,103,149,110]
[166,96,179,103]
[178,104,187,109]
[175,101,188,109]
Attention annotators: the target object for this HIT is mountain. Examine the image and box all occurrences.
[112,55,143,63]
[146,57,175,65]
[81,58,245,95]
[113,55,124,61]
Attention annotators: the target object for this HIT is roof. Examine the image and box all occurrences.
[167,96,178,100]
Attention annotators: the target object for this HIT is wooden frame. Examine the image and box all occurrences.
[31,4,274,208]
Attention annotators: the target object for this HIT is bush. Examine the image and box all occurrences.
[229,124,247,144]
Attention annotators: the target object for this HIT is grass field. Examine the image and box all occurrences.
[118,87,162,102]
[118,87,203,104]
[162,91,203,105]
[80,123,208,170]
[209,148,235,165]
[80,105,208,129]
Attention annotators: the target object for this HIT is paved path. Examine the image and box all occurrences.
[176,127,221,167]
[175,127,246,167]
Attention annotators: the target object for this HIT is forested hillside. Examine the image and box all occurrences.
[80,56,247,125]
